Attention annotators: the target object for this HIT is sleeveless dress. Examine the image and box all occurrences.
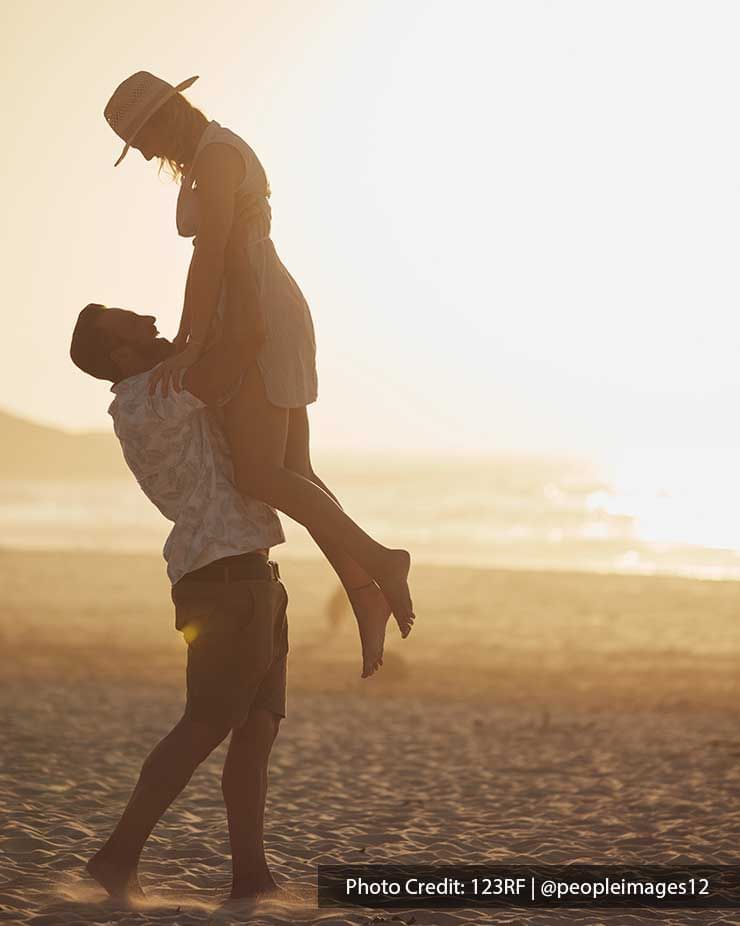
[176,120,318,408]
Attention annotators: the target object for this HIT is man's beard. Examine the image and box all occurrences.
[148,338,174,366]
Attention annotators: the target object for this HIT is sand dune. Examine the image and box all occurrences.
[2,549,740,925]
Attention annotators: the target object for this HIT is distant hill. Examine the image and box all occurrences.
[0,410,128,480]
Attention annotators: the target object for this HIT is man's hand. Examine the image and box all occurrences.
[149,341,202,398]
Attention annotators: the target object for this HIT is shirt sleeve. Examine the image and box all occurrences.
[109,373,207,485]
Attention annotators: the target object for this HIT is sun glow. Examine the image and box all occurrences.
[4,0,740,459]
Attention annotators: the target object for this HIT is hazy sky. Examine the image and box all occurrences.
[3,0,740,454]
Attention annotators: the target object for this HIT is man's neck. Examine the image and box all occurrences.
[113,342,174,386]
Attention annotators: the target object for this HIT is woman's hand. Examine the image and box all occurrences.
[174,286,192,354]
[173,327,190,354]
[148,341,202,398]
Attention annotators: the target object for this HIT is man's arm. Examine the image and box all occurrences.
[181,237,264,406]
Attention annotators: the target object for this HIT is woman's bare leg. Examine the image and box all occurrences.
[284,408,413,676]
[223,366,414,628]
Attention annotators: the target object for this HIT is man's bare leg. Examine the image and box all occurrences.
[87,716,229,903]
[222,707,281,899]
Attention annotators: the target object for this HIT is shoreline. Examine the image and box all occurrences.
[3,546,739,714]
[6,540,740,582]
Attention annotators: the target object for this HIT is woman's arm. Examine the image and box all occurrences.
[163,236,266,404]
[173,258,194,351]
[184,142,244,350]
[149,142,244,395]
[182,253,262,407]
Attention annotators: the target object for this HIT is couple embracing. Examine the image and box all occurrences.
[70,70,415,903]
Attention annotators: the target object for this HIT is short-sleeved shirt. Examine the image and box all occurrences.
[108,365,285,584]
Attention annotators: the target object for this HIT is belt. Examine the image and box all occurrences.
[182,553,280,584]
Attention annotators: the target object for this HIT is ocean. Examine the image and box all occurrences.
[2,451,740,580]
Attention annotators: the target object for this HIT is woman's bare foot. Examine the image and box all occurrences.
[373,549,415,637]
[86,848,145,904]
[348,582,392,678]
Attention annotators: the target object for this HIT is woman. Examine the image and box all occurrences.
[104,71,414,676]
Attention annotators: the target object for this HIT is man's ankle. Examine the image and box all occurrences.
[93,842,140,867]
[232,858,272,880]
[230,871,278,898]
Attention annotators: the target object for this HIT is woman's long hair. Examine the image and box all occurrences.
[146,93,208,181]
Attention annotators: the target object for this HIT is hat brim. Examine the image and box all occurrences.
[112,74,199,167]
[114,142,131,167]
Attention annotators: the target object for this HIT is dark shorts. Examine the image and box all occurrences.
[171,566,289,729]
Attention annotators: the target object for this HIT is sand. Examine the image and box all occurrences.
[2,548,740,925]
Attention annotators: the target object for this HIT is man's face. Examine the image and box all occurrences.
[99,308,172,375]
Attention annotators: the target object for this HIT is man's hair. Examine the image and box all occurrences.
[70,304,120,382]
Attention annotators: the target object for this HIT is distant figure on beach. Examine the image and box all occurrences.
[102,70,415,677]
[70,256,289,902]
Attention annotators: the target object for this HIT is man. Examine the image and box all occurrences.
[69,256,287,904]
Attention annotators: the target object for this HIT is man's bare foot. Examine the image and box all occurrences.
[348,582,392,678]
[86,848,145,904]
[229,871,280,899]
[373,548,415,637]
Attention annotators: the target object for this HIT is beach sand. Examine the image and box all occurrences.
[2,548,740,925]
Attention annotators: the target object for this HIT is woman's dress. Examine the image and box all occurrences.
[177,120,318,408]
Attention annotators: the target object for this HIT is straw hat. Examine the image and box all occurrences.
[104,71,199,166]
